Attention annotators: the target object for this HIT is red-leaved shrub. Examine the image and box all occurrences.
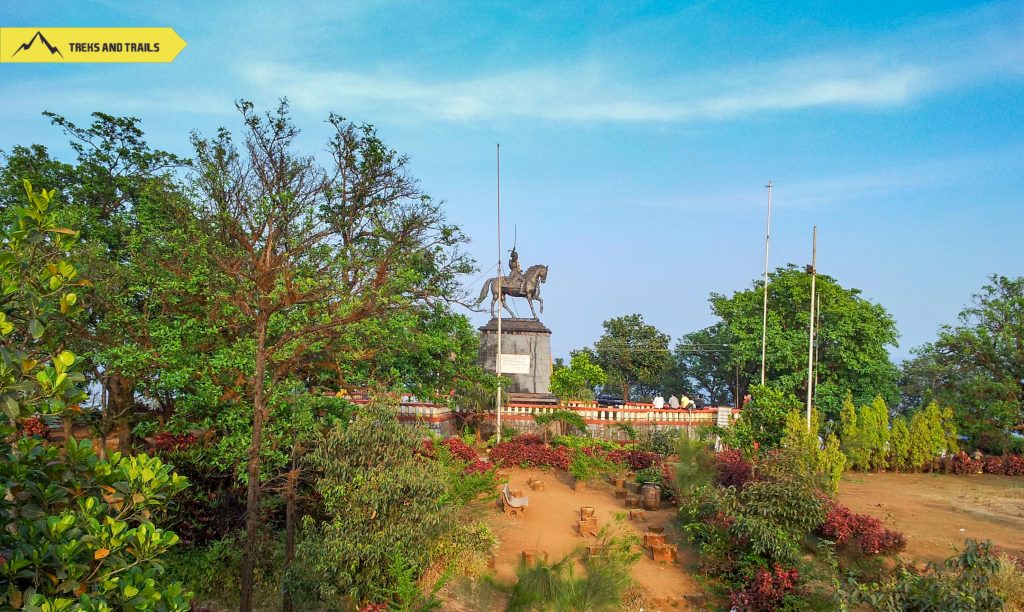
[715,449,753,489]
[603,449,661,471]
[512,433,546,445]
[982,455,1007,475]
[153,432,197,452]
[463,458,492,475]
[729,565,800,611]
[443,437,479,462]
[22,415,49,438]
[1004,454,1024,476]
[949,452,982,474]
[817,501,906,555]
[490,440,571,469]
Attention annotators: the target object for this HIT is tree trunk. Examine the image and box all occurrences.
[62,415,74,444]
[115,420,132,452]
[106,373,136,449]
[240,318,268,612]
[622,381,630,403]
[282,460,298,612]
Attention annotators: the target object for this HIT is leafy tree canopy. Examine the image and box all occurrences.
[590,314,670,402]
[902,275,1024,452]
[664,322,735,405]
[550,351,607,402]
[710,264,899,420]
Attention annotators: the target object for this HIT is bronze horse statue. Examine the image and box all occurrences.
[476,264,548,319]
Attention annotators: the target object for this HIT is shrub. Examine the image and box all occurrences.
[0,438,191,610]
[634,465,665,486]
[729,565,800,612]
[290,401,460,608]
[534,409,587,439]
[782,408,846,492]
[604,449,660,471]
[511,432,546,445]
[844,539,1005,610]
[673,436,716,498]
[992,555,1024,612]
[1005,455,1024,476]
[490,440,572,470]
[636,427,677,456]
[21,415,49,438]
[154,431,198,452]
[552,435,625,451]
[714,449,753,489]
[569,451,614,483]
[889,416,911,471]
[907,401,958,471]
[503,521,640,611]
[816,501,906,555]
[950,451,983,474]
[983,455,1008,475]
[429,520,499,578]
[443,437,479,463]
[728,385,801,451]
[464,458,492,475]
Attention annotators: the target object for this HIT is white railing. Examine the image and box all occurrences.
[351,398,738,428]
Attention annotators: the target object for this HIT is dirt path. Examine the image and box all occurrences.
[478,467,700,609]
[837,472,1024,562]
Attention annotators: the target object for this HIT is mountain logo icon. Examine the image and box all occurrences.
[11,31,63,59]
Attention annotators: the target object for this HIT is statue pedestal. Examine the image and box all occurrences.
[478,318,553,398]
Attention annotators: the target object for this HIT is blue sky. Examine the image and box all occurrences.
[2,1,1022,362]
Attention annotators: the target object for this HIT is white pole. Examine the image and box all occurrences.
[806,226,817,431]
[495,144,503,444]
[760,181,772,385]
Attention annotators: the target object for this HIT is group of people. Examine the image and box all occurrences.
[652,393,700,410]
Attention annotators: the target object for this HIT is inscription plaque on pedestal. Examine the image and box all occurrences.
[478,318,552,396]
[499,354,531,374]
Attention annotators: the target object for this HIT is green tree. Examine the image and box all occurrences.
[709,265,899,420]
[182,102,473,610]
[0,182,190,610]
[840,392,868,471]
[903,276,1024,452]
[889,416,911,471]
[907,401,957,471]
[782,407,845,492]
[550,351,607,402]
[0,181,88,427]
[290,400,456,608]
[0,440,191,610]
[728,384,800,450]
[592,314,670,402]
[665,322,735,405]
[2,113,189,451]
[861,396,891,471]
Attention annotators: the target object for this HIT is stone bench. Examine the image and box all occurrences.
[502,484,528,516]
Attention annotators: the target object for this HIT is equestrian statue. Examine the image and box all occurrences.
[475,246,548,319]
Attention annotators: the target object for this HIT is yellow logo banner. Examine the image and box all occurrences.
[0,28,186,63]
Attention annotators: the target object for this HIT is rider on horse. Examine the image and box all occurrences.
[506,247,524,293]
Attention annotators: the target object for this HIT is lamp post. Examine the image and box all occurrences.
[805,226,817,431]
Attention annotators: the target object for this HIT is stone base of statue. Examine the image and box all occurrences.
[478,318,554,400]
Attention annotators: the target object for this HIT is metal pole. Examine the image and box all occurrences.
[495,144,503,444]
[760,181,772,385]
[806,226,817,431]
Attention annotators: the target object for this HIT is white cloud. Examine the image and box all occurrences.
[237,4,1022,124]
[238,59,933,123]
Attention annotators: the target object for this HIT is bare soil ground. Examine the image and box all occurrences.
[837,472,1024,562]
[441,466,702,611]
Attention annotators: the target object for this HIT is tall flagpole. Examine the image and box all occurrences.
[806,226,817,430]
[760,181,773,385]
[495,144,503,444]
